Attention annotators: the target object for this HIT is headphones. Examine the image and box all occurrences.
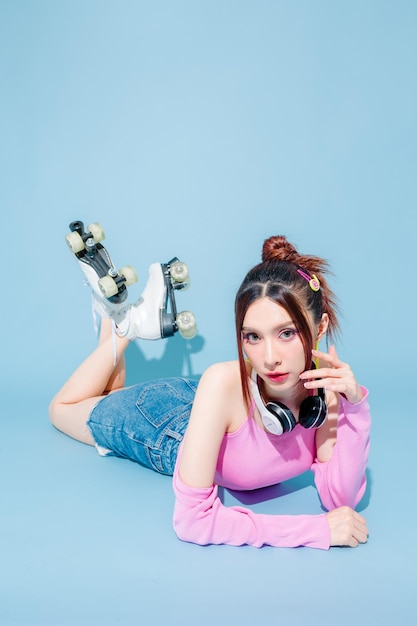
[250,368,327,435]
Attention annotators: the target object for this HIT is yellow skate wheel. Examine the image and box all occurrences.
[177,311,197,339]
[65,231,85,253]
[87,222,105,243]
[119,265,138,286]
[170,261,189,283]
[98,275,118,298]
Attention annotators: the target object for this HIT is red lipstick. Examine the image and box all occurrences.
[266,372,289,383]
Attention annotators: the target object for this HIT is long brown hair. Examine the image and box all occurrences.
[235,235,340,408]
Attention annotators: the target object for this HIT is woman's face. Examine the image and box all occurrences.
[241,297,308,400]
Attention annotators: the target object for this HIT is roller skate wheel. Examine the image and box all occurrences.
[177,311,197,339]
[119,265,138,286]
[65,230,85,253]
[87,222,105,243]
[98,274,118,298]
[170,261,189,283]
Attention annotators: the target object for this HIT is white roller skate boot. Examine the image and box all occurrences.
[117,258,198,340]
[66,221,197,341]
[65,220,138,329]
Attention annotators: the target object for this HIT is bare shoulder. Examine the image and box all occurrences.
[198,360,241,390]
[189,361,242,430]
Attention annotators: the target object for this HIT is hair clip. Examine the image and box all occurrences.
[297,269,321,292]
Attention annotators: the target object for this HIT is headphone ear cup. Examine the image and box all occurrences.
[265,402,297,434]
[249,369,297,435]
[298,389,327,429]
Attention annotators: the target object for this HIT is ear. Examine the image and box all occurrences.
[317,313,329,341]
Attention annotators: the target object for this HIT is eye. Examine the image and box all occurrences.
[242,332,261,344]
[279,328,298,342]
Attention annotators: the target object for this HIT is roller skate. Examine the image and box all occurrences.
[117,258,198,340]
[65,221,197,340]
[65,220,138,326]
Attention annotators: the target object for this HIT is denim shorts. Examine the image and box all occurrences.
[87,377,198,475]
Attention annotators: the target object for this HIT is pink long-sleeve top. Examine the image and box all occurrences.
[173,388,370,550]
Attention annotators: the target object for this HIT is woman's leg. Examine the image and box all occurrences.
[98,317,127,393]
[51,226,197,446]
[49,319,130,444]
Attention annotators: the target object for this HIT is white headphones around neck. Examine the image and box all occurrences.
[250,368,327,435]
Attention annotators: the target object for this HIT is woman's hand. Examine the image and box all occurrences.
[300,345,363,404]
[326,506,369,547]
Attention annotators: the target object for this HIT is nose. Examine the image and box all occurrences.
[263,339,282,370]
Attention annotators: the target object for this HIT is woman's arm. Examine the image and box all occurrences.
[312,390,371,510]
[177,362,231,489]
[301,346,371,510]
[173,464,331,548]
[174,362,331,549]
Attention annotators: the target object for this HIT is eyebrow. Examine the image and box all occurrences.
[241,320,296,333]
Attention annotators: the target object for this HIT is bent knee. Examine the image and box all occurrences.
[48,397,95,446]
[48,397,73,435]
[48,396,73,433]
[48,396,61,427]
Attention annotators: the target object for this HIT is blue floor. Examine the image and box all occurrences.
[1,387,415,625]
[2,0,416,622]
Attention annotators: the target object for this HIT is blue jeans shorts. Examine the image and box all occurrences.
[87,377,198,475]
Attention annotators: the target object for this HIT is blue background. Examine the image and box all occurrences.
[1,1,416,624]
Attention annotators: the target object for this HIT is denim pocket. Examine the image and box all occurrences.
[131,378,197,473]
[88,377,198,475]
[134,378,198,429]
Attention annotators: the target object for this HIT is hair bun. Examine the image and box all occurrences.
[262,235,299,263]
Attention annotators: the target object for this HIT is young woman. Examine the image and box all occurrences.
[50,226,370,550]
